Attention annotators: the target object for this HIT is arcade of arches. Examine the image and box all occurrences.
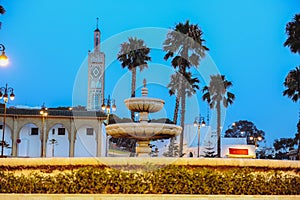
[0,108,107,157]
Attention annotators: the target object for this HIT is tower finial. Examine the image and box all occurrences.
[96,17,99,29]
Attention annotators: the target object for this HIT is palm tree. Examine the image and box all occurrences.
[283,66,300,159]
[283,66,300,102]
[168,72,181,125]
[0,5,5,15]
[168,71,200,124]
[284,14,300,54]
[202,75,235,157]
[163,20,209,156]
[167,71,200,156]
[0,5,5,30]
[182,72,200,99]
[117,37,151,120]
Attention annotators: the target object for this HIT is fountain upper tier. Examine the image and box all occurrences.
[124,79,165,113]
[124,97,164,113]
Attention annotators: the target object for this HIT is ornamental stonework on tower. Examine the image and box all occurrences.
[87,18,105,111]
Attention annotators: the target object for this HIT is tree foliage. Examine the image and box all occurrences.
[0,5,5,15]
[202,75,235,109]
[273,138,296,153]
[203,143,217,158]
[256,146,275,159]
[163,142,179,157]
[284,14,300,54]
[283,66,300,102]
[273,137,297,160]
[117,37,151,73]
[0,5,5,30]
[224,120,265,145]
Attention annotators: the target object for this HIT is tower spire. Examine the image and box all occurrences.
[94,17,100,51]
[96,17,99,30]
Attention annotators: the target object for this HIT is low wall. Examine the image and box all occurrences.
[0,194,298,200]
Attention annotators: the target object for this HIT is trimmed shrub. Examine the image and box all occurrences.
[0,166,299,194]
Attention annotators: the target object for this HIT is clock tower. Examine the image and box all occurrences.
[87,18,105,111]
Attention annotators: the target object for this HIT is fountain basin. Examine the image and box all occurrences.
[106,123,182,141]
[124,97,165,113]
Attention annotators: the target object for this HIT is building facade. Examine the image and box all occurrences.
[181,124,256,158]
[0,108,107,157]
[87,19,105,111]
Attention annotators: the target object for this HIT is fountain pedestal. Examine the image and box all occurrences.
[136,141,152,157]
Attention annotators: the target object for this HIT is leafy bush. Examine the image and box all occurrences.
[0,166,299,194]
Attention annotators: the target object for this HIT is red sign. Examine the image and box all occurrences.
[16,138,21,144]
[229,148,248,155]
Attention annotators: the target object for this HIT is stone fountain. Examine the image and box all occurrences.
[106,79,182,157]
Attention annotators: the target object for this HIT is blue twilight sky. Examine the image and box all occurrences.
[1,0,300,146]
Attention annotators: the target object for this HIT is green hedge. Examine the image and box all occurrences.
[0,166,299,194]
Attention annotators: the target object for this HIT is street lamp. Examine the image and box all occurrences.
[40,104,48,157]
[102,95,116,118]
[249,135,263,149]
[0,84,14,157]
[0,44,9,66]
[194,115,206,157]
[101,95,116,157]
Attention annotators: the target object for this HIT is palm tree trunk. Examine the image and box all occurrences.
[173,95,180,124]
[169,94,180,157]
[179,86,186,157]
[296,113,300,160]
[297,78,300,160]
[178,51,187,157]
[131,67,137,121]
[297,133,300,160]
[216,101,221,157]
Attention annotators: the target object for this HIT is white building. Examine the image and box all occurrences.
[221,137,256,158]
[0,108,107,158]
[181,124,256,158]
[182,124,215,157]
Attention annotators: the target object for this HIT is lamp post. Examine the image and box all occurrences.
[40,104,48,157]
[49,139,57,157]
[101,95,116,157]
[0,44,9,66]
[249,135,263,158]
[0,84,14,157]
[193,115,206,157]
